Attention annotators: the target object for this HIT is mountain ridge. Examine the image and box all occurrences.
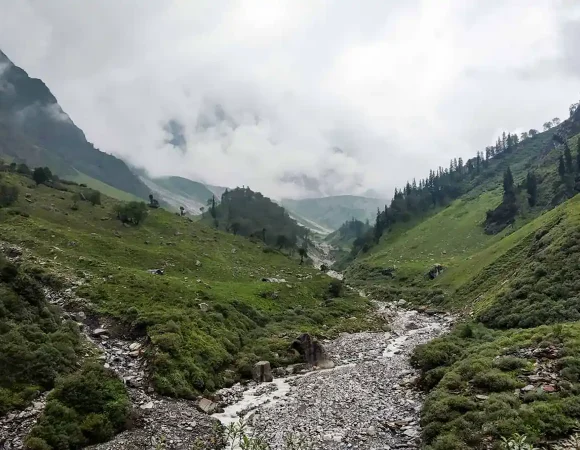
[0,49,150,199]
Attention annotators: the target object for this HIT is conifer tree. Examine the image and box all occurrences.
[558,155,566,177]
[564,144,574,173]
[577,139,580,172]
[526,172,538,207]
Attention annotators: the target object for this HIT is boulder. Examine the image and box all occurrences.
[92,328,109,336]
[252,361,273,382]
[196,398,220,414]
[426,264,445,280]
[291,333,334,369]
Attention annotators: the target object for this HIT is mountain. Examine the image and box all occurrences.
[345,104,580,448]
[0,49,150,199]
[281,195,387,231]
[139,173,226,214]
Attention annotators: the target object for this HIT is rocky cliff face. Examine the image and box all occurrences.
[0,49,149,199]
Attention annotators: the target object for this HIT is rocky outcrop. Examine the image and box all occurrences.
[291,333,334,369]
[253,361,273,383]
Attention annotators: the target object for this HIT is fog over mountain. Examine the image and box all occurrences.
[1,0,579,198]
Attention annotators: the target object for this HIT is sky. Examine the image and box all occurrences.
[0,0,579,199]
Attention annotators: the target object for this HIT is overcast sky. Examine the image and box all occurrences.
[1,0,579,199]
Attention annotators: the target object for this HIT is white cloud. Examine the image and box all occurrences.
[0,0,579,198]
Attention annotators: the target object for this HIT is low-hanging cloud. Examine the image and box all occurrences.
[0,0,579,199]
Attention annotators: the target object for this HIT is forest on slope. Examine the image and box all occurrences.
[342,101,580,448]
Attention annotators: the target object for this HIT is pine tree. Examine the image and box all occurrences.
[503,166,515,197]
[526,172,538,207]
[577,139,580,172]
[558,155,566,177]
[564,144,574,173]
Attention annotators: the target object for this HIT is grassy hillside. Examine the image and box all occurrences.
[282,195,386,231]
[0,170,377,401]
[411,195,580,449]
[341,110,580,447]
[348,122,580,292]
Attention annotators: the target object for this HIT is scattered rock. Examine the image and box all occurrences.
[129,343,142,351]
[195,260,202,267]
[147,268,164,275]
[199,303,209,312]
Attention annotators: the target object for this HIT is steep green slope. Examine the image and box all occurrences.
[348,123,580,292]
[282,195,386,231]
[411,195,580,449]
[0,171,376,399]
[342,108,580,448]
[0,49,150,199]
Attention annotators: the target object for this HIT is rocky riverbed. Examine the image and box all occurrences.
[214,304,453,449]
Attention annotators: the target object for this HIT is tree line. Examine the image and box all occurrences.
[350,103,580,256]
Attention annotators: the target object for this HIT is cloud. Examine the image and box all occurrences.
[0,0,579,199]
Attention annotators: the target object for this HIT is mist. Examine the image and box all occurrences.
[1,0,579,199]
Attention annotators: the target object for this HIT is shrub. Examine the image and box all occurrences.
[472,369,518,392]
[32,167,52,185]
[114,201,148,225]
[85,189,101,206]
[327,279,343,298]
[0,183,19,207]
[27,363,130,449]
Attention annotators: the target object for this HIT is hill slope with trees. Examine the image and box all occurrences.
[342,101,580,448]
[201,187,310,252]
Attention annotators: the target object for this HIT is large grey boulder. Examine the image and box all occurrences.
[253,361,273,382]
[291,333,334,369]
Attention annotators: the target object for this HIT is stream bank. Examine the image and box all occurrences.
[214,303,453,449]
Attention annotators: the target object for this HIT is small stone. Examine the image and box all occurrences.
[92,328,109,336]
[129,342,142,351]
[522,384,535,392]
[140,402,154,410]
[199,303,209,312]
[196,260,202,267]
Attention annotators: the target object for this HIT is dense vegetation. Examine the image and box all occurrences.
[202,186,309,251]
[0,170,377,401]
[26,364,130,450]
[0,254,81,415]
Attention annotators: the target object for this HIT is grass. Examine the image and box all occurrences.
[70,171,142,202]
[0,171,379,398]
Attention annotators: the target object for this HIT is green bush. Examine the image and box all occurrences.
[0,183,19,207]
[472,369,519,392]
[114,201,148,225]
[0,258,81,415]
[27,363,130,449]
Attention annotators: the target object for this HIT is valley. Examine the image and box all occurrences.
[2,14,580,450]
